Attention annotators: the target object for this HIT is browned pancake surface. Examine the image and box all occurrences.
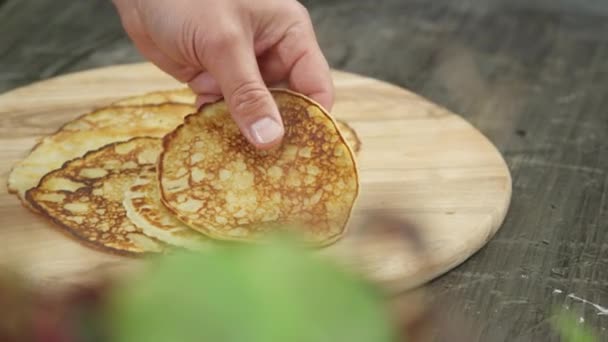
[8,104,194,206]
[336,121,361,153]
[159,89,359,246]
[112,88,196,107]
[26,138,166,255]
[124,167,209,250]
[112,88,362,153]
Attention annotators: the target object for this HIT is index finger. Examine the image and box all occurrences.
[275,23,334,111]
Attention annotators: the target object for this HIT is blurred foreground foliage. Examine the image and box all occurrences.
[0,232,601,341]
[552,310,599,342]
[106,237,396,342]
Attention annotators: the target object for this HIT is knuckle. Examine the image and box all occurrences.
[229,81,270,118]
[180,18,205,64]
[284,2,310,19]
[277,23,310,62]
[193,26,242,64]
[271,1,310,24]
[284,22,309,47]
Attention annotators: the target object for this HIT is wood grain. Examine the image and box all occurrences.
[0,62,511,293]
[301,3,608,338]
[6,1,607,339]
[1,0,607,339]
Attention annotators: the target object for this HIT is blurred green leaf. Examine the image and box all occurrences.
[552,310,598,342]
[106,238,395,342]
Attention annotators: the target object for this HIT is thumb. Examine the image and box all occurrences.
[199,37,284,150]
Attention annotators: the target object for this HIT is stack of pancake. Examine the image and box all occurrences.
[8,89,360,256]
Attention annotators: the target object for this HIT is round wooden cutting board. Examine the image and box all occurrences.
[0,63,511,293]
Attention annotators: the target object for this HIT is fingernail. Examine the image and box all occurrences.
[250,117,283,144]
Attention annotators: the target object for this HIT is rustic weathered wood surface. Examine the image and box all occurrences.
[0,0,606,341]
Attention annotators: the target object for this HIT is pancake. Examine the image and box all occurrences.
[159,89,359,246]
[336,121,361,153]
[111,88,362,153]
[8,104,194,205]
[26,138,166,255]
[123,167,209,250]
[112,88,196,107]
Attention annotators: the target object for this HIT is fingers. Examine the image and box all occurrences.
[274,23,334,111]
[133,37,199,83]
[195,94,223,109]
[258,51,290,86]
[188,72,221,95]
[114,0,330,150]
[288,47,334,111]
[113,1,198,83]
[190,72,222,109]
[190,53,292,91]
[202,35,284,149]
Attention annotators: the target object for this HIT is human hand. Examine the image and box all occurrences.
[112,0,334,149]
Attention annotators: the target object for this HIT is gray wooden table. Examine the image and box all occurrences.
[1,0,606,340]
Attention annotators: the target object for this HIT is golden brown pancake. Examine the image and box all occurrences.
[159,89,359,246]
[8,104,194,206]
[111,88,362,153]
[26,138,167,255]
[336,121,361,153]
[123,167,209,250]
[112,88,196,107]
